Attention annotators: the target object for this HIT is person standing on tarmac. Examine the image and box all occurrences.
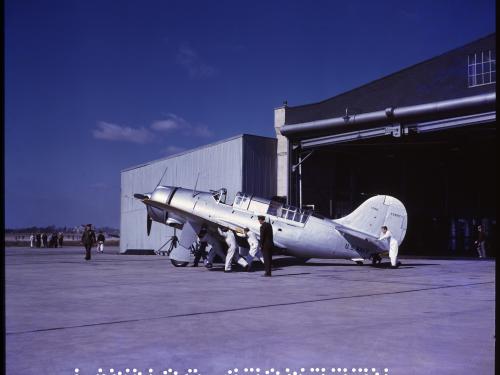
[42,232,48,248]
[30,233,35,248]
[217,226,238,273]
[258,215,274,277]
[378,226,400,268]
[192,227,209,267]
[97,231,105,253]
[81,224,97,260]
[474,225,487,258]
[244,227,264,272]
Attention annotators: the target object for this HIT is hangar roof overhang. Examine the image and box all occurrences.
[280,93,496,149]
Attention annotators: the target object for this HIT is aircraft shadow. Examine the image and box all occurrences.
[205,258,439,271]
[272,258,440,269]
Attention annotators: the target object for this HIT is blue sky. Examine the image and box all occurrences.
[5,0,495,228]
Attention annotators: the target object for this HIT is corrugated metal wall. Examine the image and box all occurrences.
[120,135,276,252]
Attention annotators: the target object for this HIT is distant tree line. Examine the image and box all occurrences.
[5,226,120,237]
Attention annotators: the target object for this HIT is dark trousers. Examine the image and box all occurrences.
[262,246,273,275]
[84,245,92,260]
[193,242,208,265]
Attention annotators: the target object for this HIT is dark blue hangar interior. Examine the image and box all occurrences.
[275,33,496,256]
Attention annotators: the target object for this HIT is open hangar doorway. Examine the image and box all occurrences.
[291,123,496,256]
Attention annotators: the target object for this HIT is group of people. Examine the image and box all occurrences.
[30,232,64,248]
[81,224,106,260]
[192,215,274,276]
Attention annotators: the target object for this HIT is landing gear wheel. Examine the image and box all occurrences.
[355,261,363,266]
[171,260,189,267]
[371,254,382,266]
[297,257,311,264]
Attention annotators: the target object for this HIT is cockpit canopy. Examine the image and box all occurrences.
[233,191,311,224]
[268,201,311,223]
[210,188,227,204]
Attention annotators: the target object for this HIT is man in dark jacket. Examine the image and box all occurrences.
[258,215,274,277]
[192,227,208,267]
[82,224,96,260]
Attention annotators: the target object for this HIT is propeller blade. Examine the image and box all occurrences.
[147,216,152,236]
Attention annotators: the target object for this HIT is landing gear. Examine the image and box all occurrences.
[355,260,364,266]
[156,229,188,267]
[371,254,382,265]
[296,257,310,264]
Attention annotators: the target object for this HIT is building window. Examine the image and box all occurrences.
[468,50,496,87]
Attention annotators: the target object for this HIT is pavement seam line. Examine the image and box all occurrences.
[6,281,493,336]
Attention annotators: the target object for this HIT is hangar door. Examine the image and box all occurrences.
[291,120,496,256]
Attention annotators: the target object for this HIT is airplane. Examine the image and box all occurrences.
[133,185,408,268]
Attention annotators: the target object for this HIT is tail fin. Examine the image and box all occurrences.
[334,195,408,245]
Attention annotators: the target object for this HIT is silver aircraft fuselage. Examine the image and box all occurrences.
[135,185,408,263]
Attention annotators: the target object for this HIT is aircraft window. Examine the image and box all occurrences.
[212,188,227,204]
[233,192,252,209]
[234,194,243,206]
[275,204,310,223]
[267,200,282,216]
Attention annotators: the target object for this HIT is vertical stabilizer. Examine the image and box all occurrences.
[334,195,407,245]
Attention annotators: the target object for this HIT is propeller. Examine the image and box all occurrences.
[147,215,153,236]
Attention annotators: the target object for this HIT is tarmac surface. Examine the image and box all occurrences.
[5,247,495,375]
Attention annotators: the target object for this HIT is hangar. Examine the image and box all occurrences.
[120,134,276,253]
[274,33,496,256]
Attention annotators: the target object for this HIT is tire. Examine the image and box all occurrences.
[170,259,189,267]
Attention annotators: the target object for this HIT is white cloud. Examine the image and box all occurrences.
[151,114,188,132]
[191,124,212,138]
[164,146,186,155]
[176,44,216,79]
[93,121,154,144]
[150,114,212,138]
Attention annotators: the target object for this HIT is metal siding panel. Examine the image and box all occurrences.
[120,137,244,252]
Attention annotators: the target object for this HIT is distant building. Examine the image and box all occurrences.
[120,134,277,253]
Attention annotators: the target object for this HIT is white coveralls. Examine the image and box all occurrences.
[205,233,225,265]
[378,229,399,267]
[30,234,35,248]
[245,231,264,265]
[218,228,238,271]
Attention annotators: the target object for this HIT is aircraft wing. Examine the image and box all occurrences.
[211,217,246,235]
